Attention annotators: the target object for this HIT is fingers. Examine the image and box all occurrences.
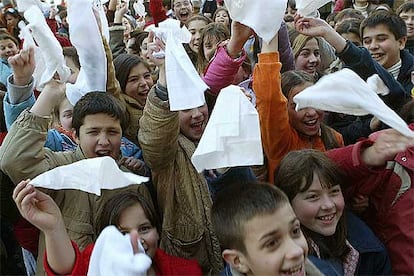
[130,229,139,254]
[13,180,36,215]
[12,179,31,201]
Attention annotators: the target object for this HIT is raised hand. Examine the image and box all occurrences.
[12,180,63,234]
[294,15,331,38]
[227,21,253,58]
[361,128,414,166]
[8,47,35,86]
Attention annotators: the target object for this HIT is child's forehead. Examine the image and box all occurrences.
[0,38,17,45]
[363,23,394,37]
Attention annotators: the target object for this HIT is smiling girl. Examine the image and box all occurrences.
[275,149,392,276]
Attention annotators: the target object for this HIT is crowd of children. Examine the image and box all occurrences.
[1,0,414,275]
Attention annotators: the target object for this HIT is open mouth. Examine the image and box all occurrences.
[96,150,111,157]
[281,263,304,276]
[317,214,335,222]
[304,119,317,126]
[371,53,384,60]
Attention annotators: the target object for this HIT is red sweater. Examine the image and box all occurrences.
[44,241,202,275]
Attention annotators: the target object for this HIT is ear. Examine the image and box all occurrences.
[398,36,407,50]
[222,249,250,274]
[73,129,80,145]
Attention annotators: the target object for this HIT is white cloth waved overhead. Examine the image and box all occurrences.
[191,85,263,172]
[88,225,152,276]
[65,0,108,106]
[16,2,71,90]
[296,0,331,17]
[29,157,149,196]
[150,18,207,111]
[223,0,286,44]
[134,0,147,17]
[293,68,414,138]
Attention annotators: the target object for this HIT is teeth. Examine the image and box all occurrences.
[284,264,302,274]
[318,214,334,221]
[96,151,110,156]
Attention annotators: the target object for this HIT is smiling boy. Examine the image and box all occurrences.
[211,182,322,276]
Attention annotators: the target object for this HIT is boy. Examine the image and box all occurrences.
[396,2,414,55]
[211,182,321,275]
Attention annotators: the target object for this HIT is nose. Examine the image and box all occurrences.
[304,108,317,117]
[191,107,203,119]
[368,40,379,50]
[98,133,110,146]
[320,194,335,210]
[285,237,305,260]
[138,76,147,87]
[308,53,318,63]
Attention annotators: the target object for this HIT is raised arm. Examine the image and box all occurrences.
[138,33,179,170]
[201,21,251,95]
[3,47,36,130]
[13,180,75,274]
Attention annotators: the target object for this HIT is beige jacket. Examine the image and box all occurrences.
[0,111,152,274]
[139,90,223,274]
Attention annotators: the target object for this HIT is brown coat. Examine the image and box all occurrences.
[139,90,223,274]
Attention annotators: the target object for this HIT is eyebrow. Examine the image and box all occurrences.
[259,230,279,241]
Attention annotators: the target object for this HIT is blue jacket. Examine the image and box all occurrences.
[309,210,392,276]
[0,58,12,86]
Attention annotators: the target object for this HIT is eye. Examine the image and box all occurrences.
[264,238,280,250]
[305,194,318,200]
[138,225,152,234]
[292,225,302,237]
[314,50,320,57]
[86,130,98,135]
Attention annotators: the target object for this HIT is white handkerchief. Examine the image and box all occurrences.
[296,0,331,17]
[151,18,207,111]
[133,0,147,17]
[293,68,414,138]
[191,85,263,172]
[29,157,148,196]
[65,0,107,106]
[223,0,286,44]
[88,225,152,276]
[18,4,70,90]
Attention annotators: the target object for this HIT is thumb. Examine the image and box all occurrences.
[130,229,139,254]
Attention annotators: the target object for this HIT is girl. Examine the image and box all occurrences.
[196,22,229,74]
[212,7,231,32]
[291,34,322,79]
[13,181,202,275]
[274,149,392,275]
[113,54,154,146]
[184,15,211,65]
[0,33,19,86]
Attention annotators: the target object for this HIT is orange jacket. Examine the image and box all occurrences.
[253,52,343,183]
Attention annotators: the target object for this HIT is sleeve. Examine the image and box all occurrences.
[277,22,295,73]
[138,87,180,170]
[108,25,127,60]
[0,110,65,183]
[44,241,94,276]
[202,45,246,95]
[253,52,296,181]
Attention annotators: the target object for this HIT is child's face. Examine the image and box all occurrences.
[124,63,153,106]
[64,56,80,84]
[179,104,208,142]
[214,10,229,27]
[188,19,208,53]
[291,173,345,237]
[362,24,406,69]
[294,38,320,76]
[203,36,219,61]
[240,204,308,276]
[173,0,193,24]
[399,9,414,40]
[75,113,122,160]
[118,203,159,259]
[0,38,19,59]
[287,82,324,137]
[59,98,73,131]
[5,14,19,28]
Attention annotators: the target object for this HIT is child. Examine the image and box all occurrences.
[0,33,19,86]
[12,181,202,275]
[211,182,322,275]
[291,34,322,78]
[172,0,194,25]
[185,14,212,55]
[274,149,392,275]
[396,2,414,54]
[213,7,230,32]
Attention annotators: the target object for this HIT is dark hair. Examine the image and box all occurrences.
[335,18,362,37]
[197,22,229,73]
[274,149,349,260]
[72,92,127,135]
[128,30,149,55]
[396,2,414,16]
[334,8,365,25]
[211,182,289,254]
[95,190,159,235]
[0,32,18,46]
[185,14,212,28]
[113,54,151,92]
[281,71,342,149]
[62,46,80,70]
[361,10,407,40]
[212,7,231,29]
[325,12,338,27]
[400,99,414,124]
